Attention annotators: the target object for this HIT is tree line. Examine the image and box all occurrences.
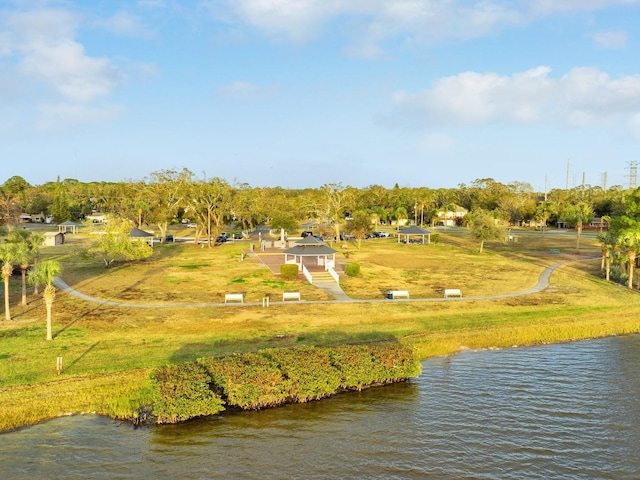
[0,171,633,235]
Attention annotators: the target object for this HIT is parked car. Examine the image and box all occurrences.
[375,231,390,237]
[301,231,314,238]
[165,234,174,242]
[186,223,196,228]
[232,233,243,240]
[216,235,227,244]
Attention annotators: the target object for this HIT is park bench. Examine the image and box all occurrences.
[444,288,462,298]
[282,291,301,301]
[387,290,410,299]
[224,293,244,303]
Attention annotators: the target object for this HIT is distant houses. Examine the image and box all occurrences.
[435,205,468,227]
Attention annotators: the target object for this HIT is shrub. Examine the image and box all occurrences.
[344,263,360,276]
[328,345,378,390]
[280,263,299,280]
[262,346,342,402]
[151,362,224,424]
[430,233,440,244]
[198,353,291,409]
[366,344,422,384]
[149,344,421,423]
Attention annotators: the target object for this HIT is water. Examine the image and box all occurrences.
[1,335,639,479]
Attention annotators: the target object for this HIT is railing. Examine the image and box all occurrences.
[327,266,339,283]
[302,264,313,284]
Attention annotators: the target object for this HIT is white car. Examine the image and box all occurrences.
[186,223,197,228]
[375,231,390,237]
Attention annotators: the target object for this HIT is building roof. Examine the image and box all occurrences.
[399,226,431,235]
[129,227,154,238]
[284,245,337,255]
[295,235,324,245]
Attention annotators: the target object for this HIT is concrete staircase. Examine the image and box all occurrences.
[311,271,336,283]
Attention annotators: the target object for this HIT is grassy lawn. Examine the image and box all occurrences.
[1,227,639,431]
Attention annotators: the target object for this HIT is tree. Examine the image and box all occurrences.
[320,183,351,243]
[184,177,233,248]
[82,216,153,267]
[269,212,298,233]
[468,210,506,254]
[0,244,16,320]
[50,180,72,223]
[346,210,373,248]
[560,202,593,251]
[597,232,617,282]
[617,223,640,289]
[28,260,61,341]
[7,229,43,304]
[394,206,408,230]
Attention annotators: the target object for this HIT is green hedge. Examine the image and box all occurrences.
[198,353,290,409]
[344,263,360,276]
[151,362,225,424]
[150,344,421,423]
[280,263,299,279]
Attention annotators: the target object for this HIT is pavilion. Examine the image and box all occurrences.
[283,235,337,271]
[129,227,155,247]
[57,221,82,234]
[397,226,431,244]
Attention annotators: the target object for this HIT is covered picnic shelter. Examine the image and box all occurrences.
[397,226,431,244]
[283,235,337,271]
[58,221,81,234]
[129,227,155,247]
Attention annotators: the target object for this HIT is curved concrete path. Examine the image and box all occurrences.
[52,257,599,309]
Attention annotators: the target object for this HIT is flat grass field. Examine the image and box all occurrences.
[1,226,640,431]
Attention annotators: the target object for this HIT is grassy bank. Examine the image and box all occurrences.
[1,228,639,432]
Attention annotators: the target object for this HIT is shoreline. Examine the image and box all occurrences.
[2,324,639,434]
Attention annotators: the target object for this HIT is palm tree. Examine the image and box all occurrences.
[26,232,44,295]
[8,229,44,298]
[13,243,31,306]
[597,232,617,281]
[0,244,16,320]
[28,260,61,341]
[619,228,640,290]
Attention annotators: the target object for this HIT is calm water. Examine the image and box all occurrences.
[1,335,639,479]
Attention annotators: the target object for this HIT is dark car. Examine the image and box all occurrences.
[232,233,243,240]
[301,231,314,238]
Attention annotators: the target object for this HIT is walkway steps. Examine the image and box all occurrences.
[311,271,336,283]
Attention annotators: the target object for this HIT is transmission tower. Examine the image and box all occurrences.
[627,161,638,189]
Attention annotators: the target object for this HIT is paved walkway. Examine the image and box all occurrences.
[52,258,600,308]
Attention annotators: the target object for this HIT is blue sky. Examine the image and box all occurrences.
[2,0,640,191]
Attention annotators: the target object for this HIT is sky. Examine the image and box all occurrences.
[1,0,640,191]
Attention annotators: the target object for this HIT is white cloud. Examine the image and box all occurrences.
[216,81,279,99]
[5,9,123,103]
[37,103,123,131]
[591,30,628,48]
[384,66,640,130]
[95,11,155,38]
[208,0,640,51]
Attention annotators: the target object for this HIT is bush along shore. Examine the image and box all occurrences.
[150,344,421,424]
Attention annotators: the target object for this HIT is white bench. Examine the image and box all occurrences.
[388,290,409,299]
[444,289,462,298]
[224,293,244,303]
[282,291,301,301]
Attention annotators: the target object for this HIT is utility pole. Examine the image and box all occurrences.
[626,161,638,190]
